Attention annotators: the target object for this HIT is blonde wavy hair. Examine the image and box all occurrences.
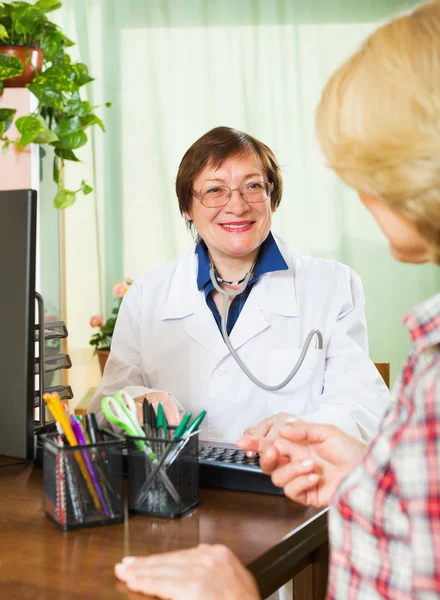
[316,0,440,264]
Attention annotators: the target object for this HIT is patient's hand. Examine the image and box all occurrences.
[134,391,180,426]
[271,423,366,507]
[239,413,297,457]
[115,544,261,600]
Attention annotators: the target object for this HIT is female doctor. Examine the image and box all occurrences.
[89,126,388,442]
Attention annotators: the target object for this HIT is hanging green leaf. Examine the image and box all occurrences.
[80,113,105,132]
[55,115,82,136]
[53,129,87,150]
[0,108,17,134]
[105,102,112,108]
[71,62,94,87]
[15,114,58,147]
[33,127,58,144]
[53,155,61,184]
[27,82,65,109]
[81,180,93,195]
[65,93,93,117]
[39,27,62,63]
[54,147,80,162]
[33,64,80,94]
[0,23,8,41]
[54,189,76,209]
[16,115,45,147]
[0,54,23,80]
[35,0,62,13]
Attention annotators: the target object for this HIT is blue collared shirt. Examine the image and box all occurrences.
[196,231,288,335]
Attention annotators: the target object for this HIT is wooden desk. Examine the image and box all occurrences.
[0,461,328,599]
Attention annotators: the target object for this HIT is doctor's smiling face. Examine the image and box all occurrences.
[187,153,274,265]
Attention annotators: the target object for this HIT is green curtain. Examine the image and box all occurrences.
[65,0,438,386]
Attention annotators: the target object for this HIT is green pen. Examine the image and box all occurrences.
[156,403,167,439]
[183,410,207,436]
[165,410,207,467]
[172,412,192,439]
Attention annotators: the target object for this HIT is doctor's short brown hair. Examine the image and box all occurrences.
[175,126,283,228]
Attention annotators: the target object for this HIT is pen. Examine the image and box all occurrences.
[70,416,111,518]
[184,410,207,437]
[172,412,192,439]
[156,403,167,439]
[149,402,157,436]
[165,410,207,467]
[85,412,108,465]
[143,398,150,436]
[134,412,192,507]
[44,393,102,512]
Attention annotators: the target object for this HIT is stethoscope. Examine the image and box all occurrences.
[209,261,323,391]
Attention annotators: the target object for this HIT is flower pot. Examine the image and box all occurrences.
[96,349,110,375]
[0,45,44,88]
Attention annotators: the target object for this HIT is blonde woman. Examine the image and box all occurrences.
[115,1,440,598]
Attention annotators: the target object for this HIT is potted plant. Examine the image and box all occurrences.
[89,280,132,374]
[0,0,110,209]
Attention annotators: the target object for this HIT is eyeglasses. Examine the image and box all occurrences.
[192,181,274,208]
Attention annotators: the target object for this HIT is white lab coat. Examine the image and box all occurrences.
[89,236,389,442]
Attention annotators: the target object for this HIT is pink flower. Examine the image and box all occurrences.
[113,281,129,298]
[90,314,103,328]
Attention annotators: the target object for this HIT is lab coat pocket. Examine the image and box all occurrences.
[267,348,325,415]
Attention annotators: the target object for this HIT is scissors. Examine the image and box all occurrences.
[101,390,147,452]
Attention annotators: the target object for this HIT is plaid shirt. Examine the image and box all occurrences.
[328,293,440,600]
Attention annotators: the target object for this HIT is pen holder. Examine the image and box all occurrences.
[126,431,199,518]
[42,431,125,531]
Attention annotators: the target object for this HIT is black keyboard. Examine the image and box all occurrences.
[198,442,283,495]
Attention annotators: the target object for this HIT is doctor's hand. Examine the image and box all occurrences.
[115,544,261,600]
[269,423,367,508]
[239,413,297,457]
[134,392,181,427]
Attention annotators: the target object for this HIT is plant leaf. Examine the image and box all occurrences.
[80,113,105,132]
[16,115,57,147]
[53,155,61,184]
[0,81,3,95]
[105,102,112,108]
[27,82,65,109]
[53,129,87,150]
[0,108,16,134]
[54,189,76,209]
[55,115,82,136]
[33,127,58,144]
[16,115,45,147]
[35,0,62,13]
[0,24,8,41]
[0,55,23,80]
[71,62,94,86]
[54,147,80,162]
[39,28,62,63]
[81,180,93,195]
[64,92,94,117]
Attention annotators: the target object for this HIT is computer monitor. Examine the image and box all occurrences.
[0,189,37,459]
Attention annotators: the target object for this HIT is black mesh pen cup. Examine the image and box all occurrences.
[126,431,199,518]
[42,431,124,531]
